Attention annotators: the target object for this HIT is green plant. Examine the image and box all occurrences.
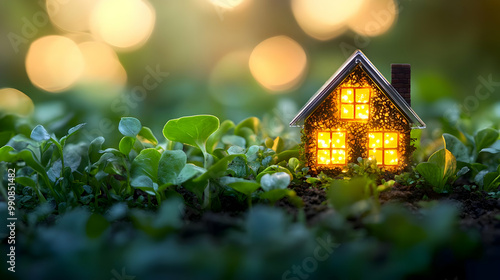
[394,169,425,187]
[345,157,382,180]
[305,171,334,188]
[163,115,219,168]
[416,148,457,193]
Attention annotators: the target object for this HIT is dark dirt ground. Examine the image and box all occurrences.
[178,180,500,243]
[175,179,500,278]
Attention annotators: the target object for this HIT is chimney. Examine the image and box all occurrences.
[391,64,411,106]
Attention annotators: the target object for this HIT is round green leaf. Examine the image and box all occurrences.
[222,135,246,148]
[30,125,50,142]
[158,150,187,186]
[442,133,469,163]
[428,148,456,179]
[288,157,300,172]
[138,126,158,146]
[227,181,261,196]
[119,117,142,137]
[131,148,161,182]
[163,115,219,152]
[119,136,136,155]
[416,162,442,189]
[475,128,499,152]
[235,117,260,136]
[68,123,86,135]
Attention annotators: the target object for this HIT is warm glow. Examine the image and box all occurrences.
[291,0,365,40]
[209,0,245,9]
[368,132,398,165]
[369,149,383,164]
[90,0,155,49]
[317,131,346,165]
[356,88,370,103]
[369,133,383,149]
[47,0,100,32]
[384,133,398,148]
[385,149,398,165]
[356,105,369,119]
[331,149,346,164]
[340,88,370,120]
[341,105,354,119]
[26,36,84,93]
[249,36,307,92]
[331,132,346,148]
[78,41,127,86]
[341,88,354,103]
[318,150,331,165]
[0,88,34,116]
[318,132,331,148]
[348,0,397,37]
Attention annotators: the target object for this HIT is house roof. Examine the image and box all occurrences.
[289,50,426,129]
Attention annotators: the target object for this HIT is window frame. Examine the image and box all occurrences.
[367,131,399,166]
[339,87,371,121]
[316,131,347,166]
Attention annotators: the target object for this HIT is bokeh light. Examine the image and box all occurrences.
[249,36,307,92]
[78,41,127,86]
[209,0,245,9]
[46,0,100,32]
[90,0,156,49]
[0,88,34,116]
[348,0,397,37]
[26,35,84,93]
[291,0,365,40]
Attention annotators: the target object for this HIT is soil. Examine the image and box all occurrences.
[174,177,500,277]
[177,179,500,242]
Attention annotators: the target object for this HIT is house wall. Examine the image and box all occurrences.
[302,65,414,176]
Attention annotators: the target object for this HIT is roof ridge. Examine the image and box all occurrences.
[289,50,425,129]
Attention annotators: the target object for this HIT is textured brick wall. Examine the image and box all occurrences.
[391,64,411,106]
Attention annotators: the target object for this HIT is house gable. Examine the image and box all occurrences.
[290,50,425,129]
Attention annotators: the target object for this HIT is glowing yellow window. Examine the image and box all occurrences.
[317,150,331,165]
[318,132,330,148]
[341,88,354,103]
[384,133,398,148]
[340,87,371,120]
[356,88,370,103]
[368,132,398,166]
[317,131,346,165]
[355,105,369,119]
[384,150,398,165]
[331,149,346,164]
[341,104,354,119]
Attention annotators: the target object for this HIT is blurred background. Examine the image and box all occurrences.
[1,0,500,148]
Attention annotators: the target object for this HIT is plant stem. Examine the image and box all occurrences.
[121,157,132,195]
[486,174,500,191]
[50,139,65,174]
[35,178,47,203]
[155,192,162,207]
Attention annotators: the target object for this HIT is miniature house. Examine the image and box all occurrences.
[290,50,425,175]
